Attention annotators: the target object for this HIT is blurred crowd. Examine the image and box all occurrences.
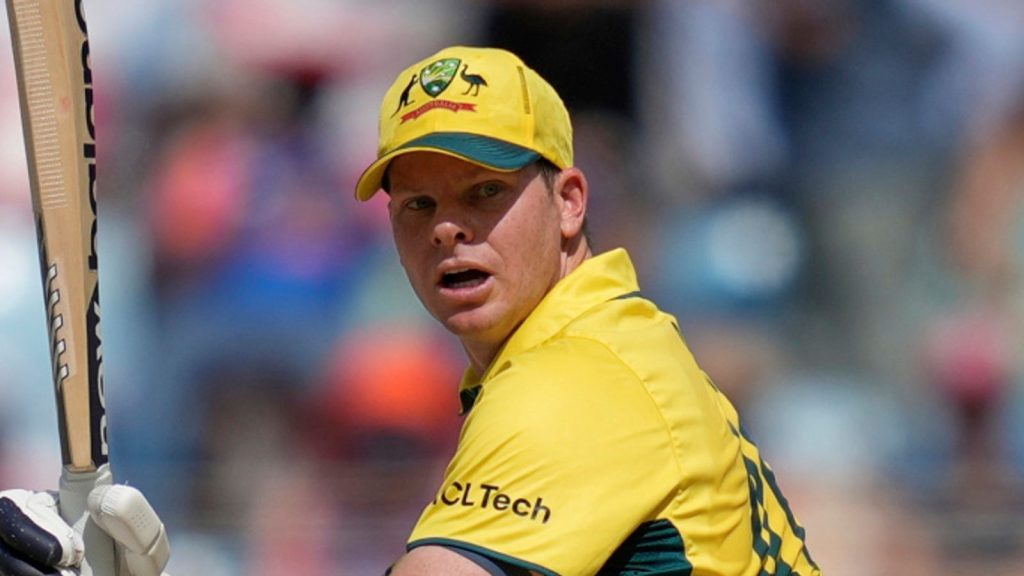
[1,0,1022,574]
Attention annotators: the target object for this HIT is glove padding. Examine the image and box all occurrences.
[0,489,80,575]
[0,486,169,576]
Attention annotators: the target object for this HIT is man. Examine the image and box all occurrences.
[361,45,820,576]
[0,47,821,576]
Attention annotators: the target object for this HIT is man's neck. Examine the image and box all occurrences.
[463,345,493,378]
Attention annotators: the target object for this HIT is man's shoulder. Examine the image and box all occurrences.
[490,333,639,396]
[484,316,694,408]
[474,292,706,418]
[561,294,694,377]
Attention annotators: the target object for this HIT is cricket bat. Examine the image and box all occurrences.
[5,0,117,573]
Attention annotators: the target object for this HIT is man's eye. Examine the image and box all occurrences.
[405,197,434,211]
[476,182,503,198]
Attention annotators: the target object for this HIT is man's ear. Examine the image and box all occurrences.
[555,167,588,238]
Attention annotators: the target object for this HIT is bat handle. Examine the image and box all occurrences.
[60,464,119,576]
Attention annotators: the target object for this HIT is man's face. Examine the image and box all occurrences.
[387,152,567,363]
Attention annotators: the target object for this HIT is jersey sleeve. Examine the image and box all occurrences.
[408,337,681,575]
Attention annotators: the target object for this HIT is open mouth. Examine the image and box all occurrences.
[441,269,491,289]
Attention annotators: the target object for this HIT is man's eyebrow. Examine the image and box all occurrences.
[385,185,422,198]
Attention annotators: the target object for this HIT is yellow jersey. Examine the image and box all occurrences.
[408,249,821,576]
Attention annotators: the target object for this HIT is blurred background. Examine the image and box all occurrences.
[1,0,1023,573]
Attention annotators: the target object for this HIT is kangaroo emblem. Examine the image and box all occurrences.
[392,74,419,117]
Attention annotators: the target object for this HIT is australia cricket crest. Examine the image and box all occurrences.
[420,58,460,97]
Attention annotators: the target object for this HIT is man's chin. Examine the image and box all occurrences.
[441,311,508,346]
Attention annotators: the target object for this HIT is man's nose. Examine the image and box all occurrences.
[432,217,471,247]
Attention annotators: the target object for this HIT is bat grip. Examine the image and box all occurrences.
[60,464,119,576]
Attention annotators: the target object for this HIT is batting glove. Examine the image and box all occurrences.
[0,485,170,576]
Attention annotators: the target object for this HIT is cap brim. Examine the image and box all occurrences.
[355,132,541,201]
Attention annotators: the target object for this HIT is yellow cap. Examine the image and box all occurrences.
[355,46,573,201]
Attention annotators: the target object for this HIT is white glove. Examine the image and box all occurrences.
[0,483,170,576]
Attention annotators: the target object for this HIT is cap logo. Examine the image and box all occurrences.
[396,56,490,124]
[420,58,461,97]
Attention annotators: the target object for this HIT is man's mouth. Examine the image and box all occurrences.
[441,269,490,289]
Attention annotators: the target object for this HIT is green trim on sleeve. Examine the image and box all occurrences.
[408,538,559,576]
